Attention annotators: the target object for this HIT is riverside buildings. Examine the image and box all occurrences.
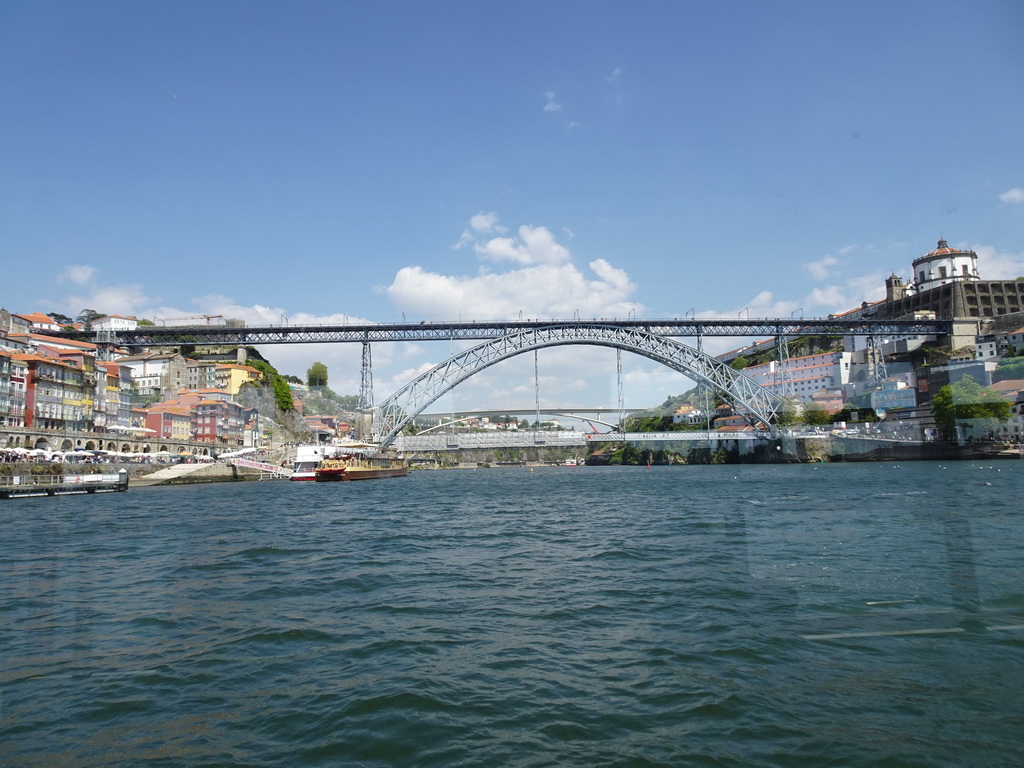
[0,312,262,452]
[719,236,1024,434]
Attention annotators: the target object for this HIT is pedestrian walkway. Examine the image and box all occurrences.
[131,463,218,487]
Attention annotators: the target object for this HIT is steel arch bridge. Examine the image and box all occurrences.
[372,324,785,447]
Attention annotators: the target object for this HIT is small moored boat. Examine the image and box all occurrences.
[314,452,409,481]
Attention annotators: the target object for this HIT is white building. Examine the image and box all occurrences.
[975,334,1006,360]
[115,352,188,396]
[742,351,852,404]
[672,405,706,425]
[910,238,980,293]
[93,315,139,332]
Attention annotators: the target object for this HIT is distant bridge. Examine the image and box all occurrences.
[394,429,827,452]
[72,316,951,348]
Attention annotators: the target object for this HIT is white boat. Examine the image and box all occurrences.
[290,444,340,481]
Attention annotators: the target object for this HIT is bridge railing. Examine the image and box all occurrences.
[394,431,586,452]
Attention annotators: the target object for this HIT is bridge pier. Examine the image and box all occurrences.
[354,409,374,442]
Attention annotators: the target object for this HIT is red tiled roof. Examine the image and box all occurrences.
[14,312,59,325]
[990,379,1024,394]
[9,333,97,350]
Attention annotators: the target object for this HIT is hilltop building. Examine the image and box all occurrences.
[672,404,706,425]
[869,238,1024,321]
[92,314,139,332]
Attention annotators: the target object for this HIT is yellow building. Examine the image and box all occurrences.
[54,350,96,432]
[215,364,263,395]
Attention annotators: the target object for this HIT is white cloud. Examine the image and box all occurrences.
[80,284,153,315]
[689,268,887,328]
[805,254,840,280]
[543,91,562,112]
[42,264,159,319]
[474,224,571,266]
[999,188,1024,204]
[605,67,625,108]
[974,244,1024,279]
[469,211,504,234]
[387,215,641,321]
[60,265,97,285]
[454,211,508,249]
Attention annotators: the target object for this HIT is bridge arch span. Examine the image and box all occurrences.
[372,325,783,446]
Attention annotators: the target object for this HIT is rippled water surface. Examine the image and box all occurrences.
[3,462,1024,767]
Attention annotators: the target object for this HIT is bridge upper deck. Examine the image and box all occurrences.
[65,317,952,348]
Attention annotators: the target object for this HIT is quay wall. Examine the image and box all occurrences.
[610,436,1015,464]
[0,425,228,456]
[407,437,1020,466]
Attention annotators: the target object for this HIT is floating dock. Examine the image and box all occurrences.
[0,470,129,499]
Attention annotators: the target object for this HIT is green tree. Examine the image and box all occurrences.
[833,405,876,424]
[242,356,294,412]
[994,356,1024,383]
[245,358,280,378]
[922,346,952,366]
[48,311,74,326]
[730,355,750,370]
[77,308,103,330]
[273,376,295,412]
[803,403,832,426]
[774,407,799,427]
[931,375,1010,441]
[307,361,328,388]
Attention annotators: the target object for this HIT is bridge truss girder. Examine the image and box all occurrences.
[64,316,951,348]
[372,325,784,447]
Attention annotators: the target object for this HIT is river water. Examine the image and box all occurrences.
[2,462,1023,767]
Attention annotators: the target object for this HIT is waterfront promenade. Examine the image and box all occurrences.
[0,424,240,458]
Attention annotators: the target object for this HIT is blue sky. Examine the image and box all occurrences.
[3,1,1023,412]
